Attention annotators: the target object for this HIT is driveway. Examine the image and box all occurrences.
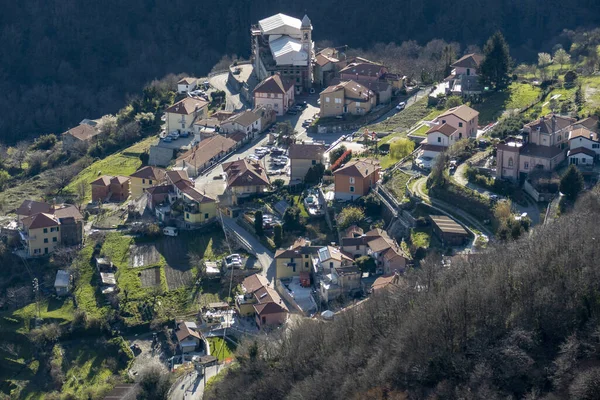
[208,72,246,112]
[220,216,275,283]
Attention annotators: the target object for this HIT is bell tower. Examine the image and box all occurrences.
[301,15,313,90]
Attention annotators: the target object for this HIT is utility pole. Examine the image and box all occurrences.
[32,278,41,321]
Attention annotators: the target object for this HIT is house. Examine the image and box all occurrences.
[165,97,209,134]
[314,245,354,274]
[319,265,362,303]
[90,175,130,203]
[177,77,197,93]
[236,273,288,329]
[444,53,483,96]
[329,77,392,105]
[129,166,167,199]
[339,62,388,82]
[367,234,408,275]
[62,123,102,152]
[253,105,277,132]
[175,321,203,353]
[430,215,470,246]
[496,114,576,180]
[145,185,172,212]
[220,110,261,137]
[175,134,237,177]
[319,80,376,118]
[419,123,461,159]
[253,74,295,116]
[251,13,314,93]
[179,185,217,228]
[274,238,321,280]
[314,48,339,87]
[16,200,52,226]
[54,270,70,296]
[222,159,270,203]
[371,272,402,292]
[567,125,600,169]
[333,159,380,201]
[19,204,84,257]
[288,143,326,181]
[434,105,479,139]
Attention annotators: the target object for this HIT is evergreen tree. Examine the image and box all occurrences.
[254,210,264,236]
[560,164,584,201]
[273,224,283,248]
[480,31,511,90]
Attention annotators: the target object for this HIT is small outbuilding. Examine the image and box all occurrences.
[54,270,70,296]
[429,215,469,246]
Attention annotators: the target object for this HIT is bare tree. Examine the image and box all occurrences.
[76,180,89,210]
[11,141,29,169]
[51,165,77,194]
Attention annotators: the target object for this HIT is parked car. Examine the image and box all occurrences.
[224,254,243,268]
[317,99,321,105]
[180,131,189,138]
[302,118,314,127]
[416,156,433,170]
[169,131,180,139]
[396,102,406,110]
[163,227,178,237]
[335,115,343,119]
[287,109,298,115]
[162,137,173,143]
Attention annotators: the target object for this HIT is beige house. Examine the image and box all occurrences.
[175,134,237,177]
[319,80,376,118]
[434,105,479,139]
[235,273,288,329]
[253,74,295,116]
[220,110,261,135]
[165,97,209,134]
[62,123,101,152]
[222,159,270,203]
[274,238,321,280]
[288,143,326,181]
[314,48,339,87]
[129,166,167,199]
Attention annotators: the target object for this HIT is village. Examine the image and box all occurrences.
[2,11,600,399]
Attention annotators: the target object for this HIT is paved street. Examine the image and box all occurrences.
[169,365,224,400]
[208,72,246,111]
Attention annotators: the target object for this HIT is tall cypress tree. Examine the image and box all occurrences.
[480,31,512,90]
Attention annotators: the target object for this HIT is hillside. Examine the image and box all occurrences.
[2,0,600,143]
[206,189,600,399]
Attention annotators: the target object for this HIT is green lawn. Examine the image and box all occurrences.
[73,244,109,318]
[413,124,430,136]
[64,136,155,202]
[410,229,431,249]
[384,170,411,201]
[367,98,433,133]
[292,195,310,218]
[580,75,600,114]
[208,337,236,362]
[471,82,542,124]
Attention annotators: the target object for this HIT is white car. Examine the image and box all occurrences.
[396,102,406,110]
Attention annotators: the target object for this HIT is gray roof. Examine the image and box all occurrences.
[54,270,70,288]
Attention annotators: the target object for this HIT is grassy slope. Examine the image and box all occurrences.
[384,170,411,200]
[368,98,432,133]
[208,337,236,362]
[472,82,541,124]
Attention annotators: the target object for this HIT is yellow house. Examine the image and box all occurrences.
[319,80,377,118]
[288,144,326,181]
[275,238,320,280]
[222,159,270,204]
[165,97,209,134]
[129,166,167,199]
[173,181,217,227]
[236,274,270,316]
[21,213,61,256]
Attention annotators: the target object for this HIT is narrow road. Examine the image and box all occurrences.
[412,176,494,238]
[220,216,275,283]
[208,72,246,112]
[169,365,223,400]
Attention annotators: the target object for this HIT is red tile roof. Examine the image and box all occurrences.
[222,159,270,187]
[165,97,208,115]
[438,105,479,122]
[130,166,167,181]
[333,159,380,178]
[16,200,51,217]
[253,74,294,94]
[22,213,59,230]
[427,123,458,136]
[569,147,596,157]
[64,124,100,141]
[450,53,483,69]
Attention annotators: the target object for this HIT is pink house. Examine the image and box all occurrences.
[253,74,295,116]
[434,105,479,139]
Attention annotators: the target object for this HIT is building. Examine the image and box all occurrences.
[319,265,362,303]
[367,235,408,275]
[90,175,130,203]
[314,48,339,87]
[371,272,402,292]
[319,80,376,118]
[434,105,479,139]
[165,97,209,134]
[445,53,484,96]
[177,77,197,93]
[430,215,470,246]
[251,13,314,93]
[19,204,83,257]
[333,159,380,201]
[129,166,167,199]
[568,126,600,169]
[220,110,261,136]
[496,114,576,180]
[274,238,321,280]
[314,246,354,275]
[253,105,277,131]
[175,134,237,177]
[288,143,326,181]
[236,273,288,329]
[16,200,52,226]
[62,123,101,152]
[179,185,217,228]
[175,321,203,353]
[339,61,388,82]
[253,74,295,116]
[54,270,70,296]
[222,159,270,203]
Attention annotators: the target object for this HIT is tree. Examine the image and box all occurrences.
[355,255,376,274]
[538,52,553,80]
[0,170,10,190]
[564,70,578,88]
[560,164,584,201]
[554,48,571,73]
[11,141,29,170]
[389,138,415,160]
[137,362,172,400]
[254,210,264,236]
[445,95,463,108]
[304,163,325,184]
[357,192,382,217]
[273,224,283,248]
[329,145,347,164]
[283,207,303,231]
[51,165,77,194]
[33,134,57,151]
[337,206,365,230]
[575,85,584,110]
[479,31,511,90]
[26,150,45,176]
[76,181,88,210]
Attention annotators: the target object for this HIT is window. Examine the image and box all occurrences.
[52,237,57,242]
[442,119,446,124]
[50,227,55,232]
[350,186,355,192]
[142,179,146,184]
[312,160,316,165]
[34,249,40,255]
[43,228,48,233]
[508,157,514,167]
[56,226,59,232]
[186,213,190,218]
[305,262,309,268]
[325,97,330,103]
[593,144,600,149]
[437,137,441,143]
[524,162,529,170]
[205,213,209,219]
[296,78,300,83]
[44,238,48,243]
[349,177,355,184]
[558,135,562,141]
[459,122,463,127]
[335,98,342,104]
[149,180,152,185]
[329,262,334,268]
[582,158,587,164]
[356,245,360,250]
[304,254,308,258]
[290,258,294,263]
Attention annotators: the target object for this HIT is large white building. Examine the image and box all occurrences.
[251,13,314,93]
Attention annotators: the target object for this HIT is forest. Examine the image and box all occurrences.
[2,0,600,143]
[206,188,600,399]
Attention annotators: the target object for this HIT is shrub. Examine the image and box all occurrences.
[337,206,365,230]
[331,149,352,171]
[33,134,58,150]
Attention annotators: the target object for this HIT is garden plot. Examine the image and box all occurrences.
[129,244,162,267]
[140,267,161,288]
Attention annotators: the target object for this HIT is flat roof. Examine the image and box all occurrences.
[430,215,469,235]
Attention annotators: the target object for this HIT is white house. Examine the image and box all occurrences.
[433,105,479,138]
[314,246,353,274]
[175,321,203,353]
[568,127,600,166]
[253,74,295,116]
[220,110,261,136]
[177,77,197,94]
[165,97,209,134]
